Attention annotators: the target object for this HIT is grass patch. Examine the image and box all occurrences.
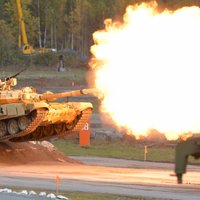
[52,139,175,162]
[63,191,149,200]
[53,139,200,164]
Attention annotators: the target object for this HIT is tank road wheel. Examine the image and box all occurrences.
[18,116,32,131]
[66,118,79,130]
[54,123,65,134]
[65,123,74,130]
[30,110,37,121]
[0,121,7,136]
[26,116,32,125]
[7,119,19,135]
[44,125,54,136]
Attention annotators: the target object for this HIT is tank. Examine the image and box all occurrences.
[0,73,96,142]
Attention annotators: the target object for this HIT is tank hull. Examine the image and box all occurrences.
[0,102,93,142]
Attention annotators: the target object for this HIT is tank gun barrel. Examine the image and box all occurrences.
[0,88,98,104]
[39,88,98,101]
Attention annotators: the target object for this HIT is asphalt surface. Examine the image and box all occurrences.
[0,158,200,200]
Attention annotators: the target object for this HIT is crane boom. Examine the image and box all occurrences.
[15,0,34,54]
[15,0,54,54]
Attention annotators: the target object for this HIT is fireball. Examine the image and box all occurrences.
[89,1,200,140]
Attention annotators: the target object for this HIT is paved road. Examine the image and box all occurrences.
[0,158,200,200]
[69,156,185,169]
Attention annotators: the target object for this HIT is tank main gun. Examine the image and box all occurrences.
[39,88,98,101]
[0,83,98,104]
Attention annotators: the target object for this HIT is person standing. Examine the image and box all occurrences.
[57,54,65,71]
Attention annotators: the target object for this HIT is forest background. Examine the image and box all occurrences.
[0,0,199,68]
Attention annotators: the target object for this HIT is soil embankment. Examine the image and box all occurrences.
[0,141,79,165]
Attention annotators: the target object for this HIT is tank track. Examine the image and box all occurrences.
[71,108,92,132]
[0,108,47,142]
[34,108,93,141]
[10,108,92,142]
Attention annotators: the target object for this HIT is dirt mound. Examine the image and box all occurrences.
[0,141,79,165]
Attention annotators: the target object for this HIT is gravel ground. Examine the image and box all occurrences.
[0,193,51,200]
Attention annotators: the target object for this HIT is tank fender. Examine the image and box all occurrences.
[0,103,25,116]
[66,102,93,111]
[27,102,49,112]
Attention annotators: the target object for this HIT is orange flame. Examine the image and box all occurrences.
[89,1,200,140]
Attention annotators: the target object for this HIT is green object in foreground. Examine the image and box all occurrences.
[175,138,200,184]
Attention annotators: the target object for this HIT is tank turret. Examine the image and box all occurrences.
[0,80,97,104]
[0,72,96,142]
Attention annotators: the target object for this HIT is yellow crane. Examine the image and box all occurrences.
[16,0,35,54]
[16,0,52,54]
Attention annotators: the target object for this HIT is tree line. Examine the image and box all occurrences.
[0,0,199,67]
